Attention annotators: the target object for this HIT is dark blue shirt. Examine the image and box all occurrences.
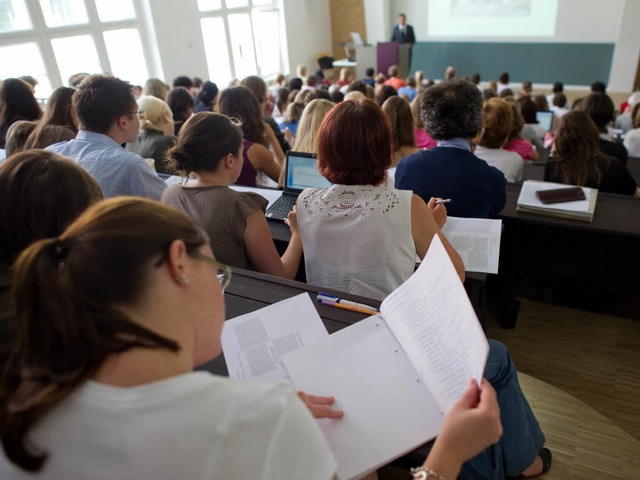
[395,144,506,218]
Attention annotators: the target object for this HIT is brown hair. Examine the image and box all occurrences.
[0,150,103,266]
[580,92,614,132]
[317,99,391,185]
[533,94,549,111]
[4,121,38,157]
[1,197,208,472]
[0,79,42,148]
[166,112,243,174]
[551,110,609,186]
[32,87,78,137]
[240,75,268,105]
[73,75,137,134]
[480,98,513,149]
[506,100,525,141]
[382,96,415,151]
[411,94,424,130]
[217,86,267,147]
[23,125,75,149]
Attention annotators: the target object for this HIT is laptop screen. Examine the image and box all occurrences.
[536,111,554,132]
[286,152,331,191]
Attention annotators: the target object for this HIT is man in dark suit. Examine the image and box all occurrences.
[391,13,415,45]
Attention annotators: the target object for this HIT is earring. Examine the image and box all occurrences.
[179,274,189,285]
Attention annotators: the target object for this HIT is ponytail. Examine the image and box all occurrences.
[0,197,207,472]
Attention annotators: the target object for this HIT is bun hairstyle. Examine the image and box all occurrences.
[2,197,208,472]
[136,95,173,131]
[165,112,243,174]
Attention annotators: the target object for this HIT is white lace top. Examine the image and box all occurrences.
[297,184,416,300]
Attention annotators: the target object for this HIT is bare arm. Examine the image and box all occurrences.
[246,142,284,184]
[411,194,465,283]
[243,208,302,279]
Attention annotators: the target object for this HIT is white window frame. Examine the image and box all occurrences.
[0,0,157,94]
[198,0,286,82]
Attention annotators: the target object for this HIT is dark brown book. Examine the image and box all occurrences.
[535,187,586,204]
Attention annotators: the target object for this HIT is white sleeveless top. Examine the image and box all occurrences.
[297,185,416,300]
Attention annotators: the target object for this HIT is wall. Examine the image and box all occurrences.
[282,0,332,75]
[329,0,366,61]
[609,0,640,92]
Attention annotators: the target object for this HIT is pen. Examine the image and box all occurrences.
[319,299,380,316]
[435,198,452,205]
[317,293,380,312]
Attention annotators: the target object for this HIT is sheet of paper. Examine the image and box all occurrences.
[441,216,502,274]
[381,235,489,414]
[283,315,444,480]
[230,184,282,209]
[517,180,592,213]
[221,293,328,382]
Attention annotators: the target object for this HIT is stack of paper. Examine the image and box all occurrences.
[516,180,598,222]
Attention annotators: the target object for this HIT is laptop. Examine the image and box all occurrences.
[536,111,554,132]
[265,151,331,221]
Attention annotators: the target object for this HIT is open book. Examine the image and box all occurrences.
[282,235,490,480]
[516,180,598,222]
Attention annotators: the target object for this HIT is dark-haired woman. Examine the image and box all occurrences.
[0,78,42,148]
[25,86,77,149]
[161,112,301,278]
[545,110,639,197]
[217,86,285,187]
[0,195,504,479]
[296,98,463,300]
[0,149,103,371]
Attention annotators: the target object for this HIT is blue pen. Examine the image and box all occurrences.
[435,198,452,205]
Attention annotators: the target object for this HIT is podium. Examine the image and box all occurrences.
[377,42,411,78]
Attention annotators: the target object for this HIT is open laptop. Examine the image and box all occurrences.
[536,111,554,132]
[265,151,331,221]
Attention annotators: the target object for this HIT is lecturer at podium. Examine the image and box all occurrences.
[391,13,415,45]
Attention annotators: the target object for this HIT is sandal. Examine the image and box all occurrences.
[507,447,552,479]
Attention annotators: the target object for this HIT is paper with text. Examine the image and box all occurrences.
[441,216,502,274]
[221,293,328,382]
[381,234,489,414]
[283,315,444,480]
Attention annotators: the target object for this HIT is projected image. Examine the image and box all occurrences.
[452,0,532,17]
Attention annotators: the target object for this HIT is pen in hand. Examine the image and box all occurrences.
[435,198,452,205]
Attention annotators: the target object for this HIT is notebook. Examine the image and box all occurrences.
[265,151,331,221]
[536,110,554,132]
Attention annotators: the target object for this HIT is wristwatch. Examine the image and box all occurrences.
[410,466,446,480]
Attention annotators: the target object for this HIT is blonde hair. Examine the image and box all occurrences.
[344,91,365,102]
[291,99,334,153]
[136,95,173,131]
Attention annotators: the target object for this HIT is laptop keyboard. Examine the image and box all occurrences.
[270,194,297,212]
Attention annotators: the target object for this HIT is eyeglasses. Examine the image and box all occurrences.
[193,252,232,290]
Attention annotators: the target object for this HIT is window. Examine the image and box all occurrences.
[0,0,152,98]
[198,0,285,87]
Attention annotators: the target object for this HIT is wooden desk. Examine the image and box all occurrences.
[497,183,640,327]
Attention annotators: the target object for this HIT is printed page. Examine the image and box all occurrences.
[517,180,593,213]
[283,315,444,480]
[221,293,328,382]
[441,216,502,274]
[381,235,489,414]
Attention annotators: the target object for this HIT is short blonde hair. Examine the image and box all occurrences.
[136,95,173,131]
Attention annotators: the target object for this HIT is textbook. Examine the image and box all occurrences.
[282,235,490,480]
[440,216,502,274]
[516,180,598,222]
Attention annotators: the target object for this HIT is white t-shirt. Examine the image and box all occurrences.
[623,128,640,157]
[474,146,524,183]
[0,372,336,480]
[297,184,416,300]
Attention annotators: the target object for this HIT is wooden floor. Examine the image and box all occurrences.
[379,298,640,480]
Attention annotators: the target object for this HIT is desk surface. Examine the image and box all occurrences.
[500,183,640,239]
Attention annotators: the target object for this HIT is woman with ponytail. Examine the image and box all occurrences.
[161,112,302,279]
[0,196,503,480]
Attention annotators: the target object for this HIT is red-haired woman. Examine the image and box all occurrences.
[296,98,464,300]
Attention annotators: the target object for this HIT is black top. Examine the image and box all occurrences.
[544,156,637,196]
[125,128,177,174]
[599,138,628,165]
[264,116,290,154]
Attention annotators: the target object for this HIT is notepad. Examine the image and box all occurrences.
[283,235,489,480]
[516,180,598,222]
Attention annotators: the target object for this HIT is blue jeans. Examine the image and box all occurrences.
[459,340,545,479]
